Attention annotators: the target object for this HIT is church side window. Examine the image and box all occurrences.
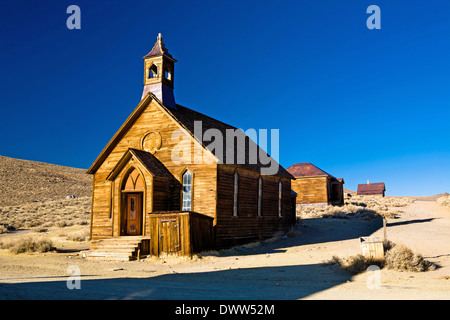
[258,177,262,217]
[233,172,239,216]
[278,181,282,217]
[182,170,192,211]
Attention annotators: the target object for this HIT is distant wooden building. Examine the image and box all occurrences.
[86,34,295,260]
[357,181,386,197]
[287,163,345,207]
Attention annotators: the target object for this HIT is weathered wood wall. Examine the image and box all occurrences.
[291,176,329,205]
[215,165,294,248]
[152,177,170,212]
[146,211,214,257]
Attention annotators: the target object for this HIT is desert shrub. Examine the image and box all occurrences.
[0,225,8,234]
[0,224,16,234]
[327,241,436,274]
[0,236,54,254]
[383,239,396,252]
[327,255,383,275]
[66,230,90,242]
[298,196,413,220]
[24,219,43,228]
[304,204,381,220]
[55,220,74,228]
[384,244,436,272]
[72,218,89,226]
[32,226,48,233]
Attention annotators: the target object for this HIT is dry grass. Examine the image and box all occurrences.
[297,196,414,220]
[384,244,436,272]
[437,194,450,208]
[0,196,91,233]
[326,240,436,274]
[327,255,381,275]
[0,235,54,254]
[64,229,90,242]
[0,225,91,254]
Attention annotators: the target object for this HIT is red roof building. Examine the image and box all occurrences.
[357,182,386,196]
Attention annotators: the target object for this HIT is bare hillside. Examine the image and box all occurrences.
[343,188,355,194]
[0,155,92,206]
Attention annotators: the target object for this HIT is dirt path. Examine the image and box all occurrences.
[0,201,449,299]
[373,201,450,271]
[307,200,450,299]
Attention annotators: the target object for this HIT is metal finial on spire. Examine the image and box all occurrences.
[157,33,162,42]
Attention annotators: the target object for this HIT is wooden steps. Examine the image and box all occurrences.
[83,236,150,261]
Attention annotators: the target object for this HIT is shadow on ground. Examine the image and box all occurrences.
[0,263,352,300]
[222,216,385,257]
[0,217,391,300]
[386,218,437,227]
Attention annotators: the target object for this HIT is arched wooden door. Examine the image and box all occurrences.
[121,168,144,236]
[124,193,143,236]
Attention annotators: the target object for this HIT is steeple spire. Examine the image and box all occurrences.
[141,33,177,109]
[143,33,175,61]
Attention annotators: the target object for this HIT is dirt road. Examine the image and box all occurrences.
[0,200,449,299]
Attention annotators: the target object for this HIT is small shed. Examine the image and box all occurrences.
[287,163,345,206]
[147,211,215,257]
[357,182,386,197]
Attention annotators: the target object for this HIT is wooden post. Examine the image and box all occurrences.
[383,218,387,241]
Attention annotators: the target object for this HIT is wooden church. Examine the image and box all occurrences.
[85,34,296,260]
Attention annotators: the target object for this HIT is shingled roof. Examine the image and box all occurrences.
[106,148,175,181]
[128,148,174,178]
[168,104,293,178]
[357,182,386,195]
[286,163,334,178]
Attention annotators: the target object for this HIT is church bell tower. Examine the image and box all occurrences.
[141,33,177,109]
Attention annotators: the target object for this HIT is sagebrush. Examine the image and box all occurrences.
[0,236,54,254]
[327,241,436,274]
[0,196,91,233]
[297,196,414,220]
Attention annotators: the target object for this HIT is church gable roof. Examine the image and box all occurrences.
[88,93,293,179]
[128,148,174,179]
[107,148,174,181]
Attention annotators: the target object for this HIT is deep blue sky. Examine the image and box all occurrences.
[1,0,449,196]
